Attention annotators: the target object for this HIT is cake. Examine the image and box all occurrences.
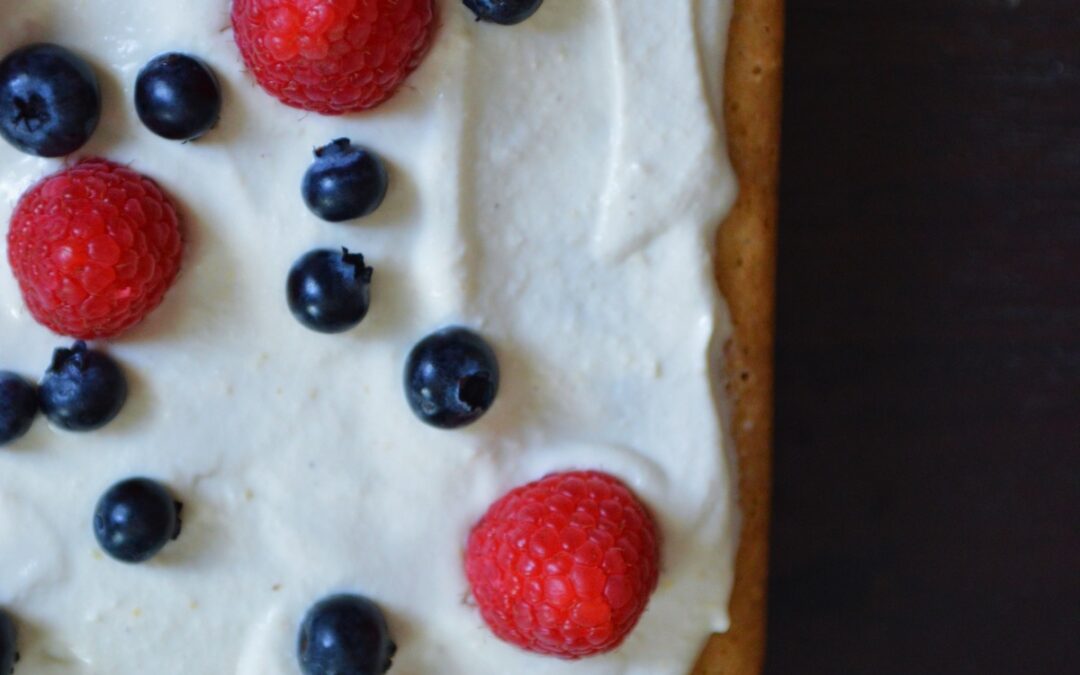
[0,1,780,673]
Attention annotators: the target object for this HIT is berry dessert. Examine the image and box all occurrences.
[93,477,182,563]
[7,159,183,339]
[404,326,499,429]
[232,0,437,114]
[134,53,223,141]
[287,248,374,333]
[39,341,128,432]
[0,372,37,446]
[303,139,389,222]
[465,471,660,658]
[0,0,780,673]
[298,594,396,675]
[464,0,545,25]
[0,43,101,157]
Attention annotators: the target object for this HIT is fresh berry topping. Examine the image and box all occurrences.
[0,608,16,674]
[0,372,37,446]
[0,43,101,157]
[287,248,373,333]
[465,471,660,659]
[404,327,499,429]
[39,341,127,432]
[135,53,222,141]
[93,477,182,563]
[7,159,184,339]
[231,0,437,115]
[299,594,396,675]
[464,0,544,25]
[303,139,389,222]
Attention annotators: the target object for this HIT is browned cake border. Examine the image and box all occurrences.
[694,0,783,673]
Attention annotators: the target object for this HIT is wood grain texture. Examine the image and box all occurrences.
[694,1,784,673]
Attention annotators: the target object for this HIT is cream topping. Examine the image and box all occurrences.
[0,1,737,673]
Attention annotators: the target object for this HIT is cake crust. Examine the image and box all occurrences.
[694,0,783,673]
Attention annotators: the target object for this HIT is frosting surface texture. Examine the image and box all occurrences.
[0,0,737,672]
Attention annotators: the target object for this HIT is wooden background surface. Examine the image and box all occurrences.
[767,1,1079,673]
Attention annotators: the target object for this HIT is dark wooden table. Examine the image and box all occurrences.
[767,1,1079,673]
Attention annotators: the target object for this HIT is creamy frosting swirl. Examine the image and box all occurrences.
[0,1,737,672]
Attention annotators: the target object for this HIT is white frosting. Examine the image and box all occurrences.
[0,1,738,673]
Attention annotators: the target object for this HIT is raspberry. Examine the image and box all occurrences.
[231,0,437,115]
[465,471,661,659]
[7,159,183,340]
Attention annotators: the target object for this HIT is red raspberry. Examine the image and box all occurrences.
[231,0,437,115]
[7,159,183,340]
[465,471,661,659]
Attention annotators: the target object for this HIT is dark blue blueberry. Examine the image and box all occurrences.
[0,609,16,674]
[404,327,499,429]
[287,249,374,334]
[135,53,222,141]
[302,139,389,222]
[93,477,182,563]
[0,372,37,446]
[298,594,395,675]
[0,43,101,157]
[463,0,544,25]
[39,341,127,432]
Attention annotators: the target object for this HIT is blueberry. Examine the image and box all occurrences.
[298,594,396,675]
[463,0,544,25]
[0,372,36,446]
[0,43,101,157]
[0,609,16,674]
[93,477,182,563]
[287,249,374,334]
[39,341,127,432]
[302,139,389,222]
[404,327,499,429]
[135,53,222,141]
